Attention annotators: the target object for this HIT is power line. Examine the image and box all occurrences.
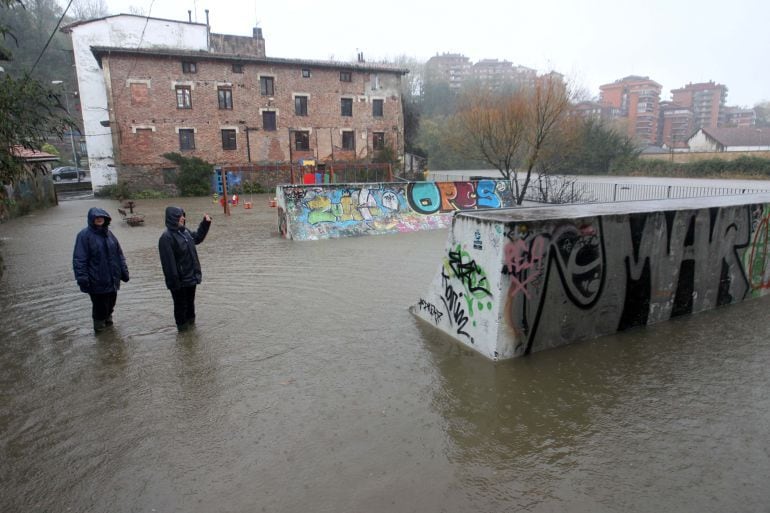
[30,0,74,75]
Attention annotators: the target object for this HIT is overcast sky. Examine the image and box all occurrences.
[86,0,769,107]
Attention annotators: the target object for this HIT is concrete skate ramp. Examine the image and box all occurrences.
[411,194,770,360]
[275,180,517,240]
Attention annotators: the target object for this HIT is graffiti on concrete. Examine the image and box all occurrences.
[416,298,444,324]
[277,180,517,240]
[412,200,770,360]
[499,206,753,356]
[746,204,770,294]
[440,267,473,343]
[445,244,493,321]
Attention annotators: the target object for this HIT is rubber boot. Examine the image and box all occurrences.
[94,319,107,334]
[105,315,114,327]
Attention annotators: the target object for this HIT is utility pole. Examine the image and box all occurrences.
[52,80,80,182]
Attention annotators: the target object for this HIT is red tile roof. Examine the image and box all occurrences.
[10,146,60,161]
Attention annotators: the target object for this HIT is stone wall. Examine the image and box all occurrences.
[641,150,770,163]
[0,167,57,223]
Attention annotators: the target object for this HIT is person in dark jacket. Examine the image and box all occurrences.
[158,206,212,331]
[73,207,130,334]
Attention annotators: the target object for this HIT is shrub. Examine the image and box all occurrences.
[162,152,213,196]
[95,181,131,200]
[133,189,168,199]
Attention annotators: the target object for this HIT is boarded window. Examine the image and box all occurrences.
[262,111,276,131]
[130,83,149,106]
[372,99,384,117]
[342,131,355,151]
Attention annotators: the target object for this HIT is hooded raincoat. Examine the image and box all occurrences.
[158,206,211,290]
[73,207,129,294]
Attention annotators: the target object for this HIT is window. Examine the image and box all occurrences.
[232,63,243,73]
[372,99,384,117]
[302,68,311,78]
[176,86,192,109]
[340,71,352,82]
[182,61,197,73]
[341,98,353,117]
[294,131,310,151]
[373,132,385,150]
[342,131,355,151]
[295,95,308,116]
[260,76,274,96]
[218,87,233,109]
[179,129,195,150]
[370,73,379,90]
[262,111,276,131]
[221,129,237,150]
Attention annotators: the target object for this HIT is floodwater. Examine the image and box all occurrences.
[1,194,769,512]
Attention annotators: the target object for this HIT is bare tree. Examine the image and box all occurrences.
[454,75,573,204]
[70,0,107,19]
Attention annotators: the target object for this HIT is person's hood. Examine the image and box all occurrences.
[87,207,112,228]
[165,206,185,230]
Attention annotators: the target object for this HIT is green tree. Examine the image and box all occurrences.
[1,0,74,182]
[755,101,770,127]
[543,118,640,175]
[162,152,214,196]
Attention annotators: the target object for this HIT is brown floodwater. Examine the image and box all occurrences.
[1,194,769,512]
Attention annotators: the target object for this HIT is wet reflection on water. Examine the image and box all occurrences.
[1,195,769,512]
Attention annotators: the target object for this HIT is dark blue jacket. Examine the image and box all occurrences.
[158,206,211,290]
[73,207,129,294]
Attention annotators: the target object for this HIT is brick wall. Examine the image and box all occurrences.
[105,53,404,190]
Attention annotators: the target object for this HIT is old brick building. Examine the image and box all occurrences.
[64,14,407,191]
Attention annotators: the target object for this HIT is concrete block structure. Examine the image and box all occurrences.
[411,194,770,360]
[276,179,518,240]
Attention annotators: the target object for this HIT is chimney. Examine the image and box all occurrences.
[253,27,263,39]
[205,9,210,27]
[188,10,191,22]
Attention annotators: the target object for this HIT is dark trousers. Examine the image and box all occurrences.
[170,285,196,327]
[89,292,117,321]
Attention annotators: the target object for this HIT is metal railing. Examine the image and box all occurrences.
[519,178,770,204]
[427,171,770,204]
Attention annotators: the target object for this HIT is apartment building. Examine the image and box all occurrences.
[599,75,662,145]
[670,81,727,129]
[424,53,471,91]
[469,59,537,91]
[723,106,756,127]
[658,101,694,148]
[64,14,406,190]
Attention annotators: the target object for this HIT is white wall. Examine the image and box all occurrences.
[69,15,209,190]
[687,130,718,152]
